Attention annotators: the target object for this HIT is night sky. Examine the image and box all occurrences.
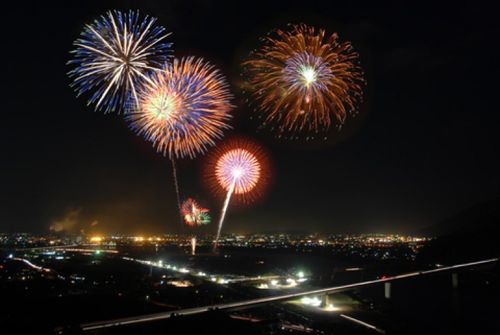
[2,1,499,235]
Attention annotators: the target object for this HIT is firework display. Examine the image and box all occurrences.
[181,198,211,227]
[181,198,210,256]
[68,10,172,113]
[243,24,364,135]
[206,139,269,247]
[215,149,261,195]
[67,11,366,253]
[127,56,233,159]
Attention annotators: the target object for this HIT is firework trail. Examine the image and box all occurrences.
[215,178,236,246]
[68,10,172,113]
[191,236,197,256]
[171,158,183,225]
[127,56,233,159]
[243,24,364,135]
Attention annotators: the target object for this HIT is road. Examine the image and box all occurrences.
[80,257,498,331]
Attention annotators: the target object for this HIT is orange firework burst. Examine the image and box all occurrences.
[127,56,233,159]
[243,24,365,135]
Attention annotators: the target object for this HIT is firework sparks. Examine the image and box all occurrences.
[68,10,172,113]
[181,198,211,227]
[181,198,210,256]
[243,24,365,135]
[216,149,261,195]
[127,56,233,159]
[207,140,268,248]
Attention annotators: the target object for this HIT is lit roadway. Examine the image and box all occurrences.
[80,257,498,331]
[11,244,94,252]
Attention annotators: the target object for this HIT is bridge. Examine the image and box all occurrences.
[80,257,499,332]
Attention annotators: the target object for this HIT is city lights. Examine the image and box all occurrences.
[300,296,322,307]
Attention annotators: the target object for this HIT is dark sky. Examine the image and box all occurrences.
[2,1,499,235]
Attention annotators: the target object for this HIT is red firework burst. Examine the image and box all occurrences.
[205,138,270,204]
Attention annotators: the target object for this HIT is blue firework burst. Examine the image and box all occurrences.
[68,10,172,113]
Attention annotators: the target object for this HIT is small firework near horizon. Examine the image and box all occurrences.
[68,10,172,113]
[243,24,365,136]
[181,198,211,227]
[127,56,233,159]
